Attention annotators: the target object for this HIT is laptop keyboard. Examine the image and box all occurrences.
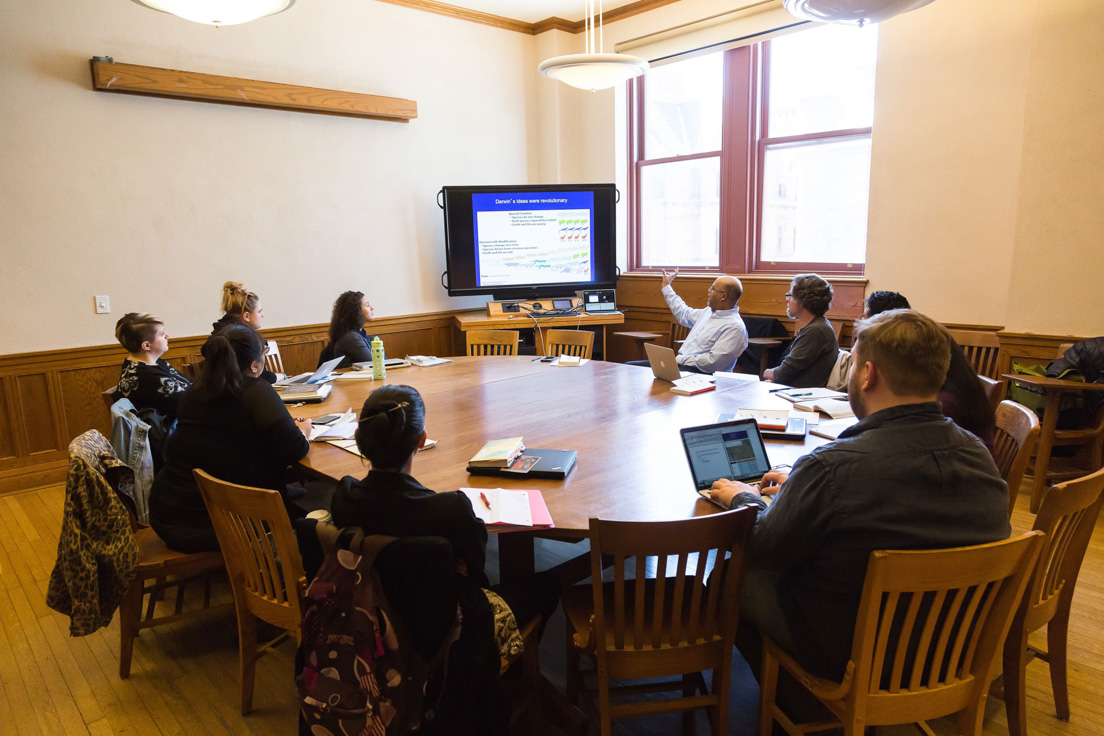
[276,373,311,386]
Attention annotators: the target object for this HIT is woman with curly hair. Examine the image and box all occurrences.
[327,290,379,368]
[765,273,839,388]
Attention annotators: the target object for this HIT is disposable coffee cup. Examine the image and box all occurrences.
[306,509,332,524]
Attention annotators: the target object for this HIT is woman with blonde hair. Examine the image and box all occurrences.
[211,281,265,333]
[114,312,190,420]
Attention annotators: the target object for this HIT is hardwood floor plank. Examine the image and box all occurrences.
[38,613,105,725]
[0,586,71,735]
[0,611,46,736]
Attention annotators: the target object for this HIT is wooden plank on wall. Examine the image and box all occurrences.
[57,364,120,444]
[0,378,17,461]
[90,60,418,122]
[15,374,60,456]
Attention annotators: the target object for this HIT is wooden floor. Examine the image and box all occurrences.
[1,481,1102,736]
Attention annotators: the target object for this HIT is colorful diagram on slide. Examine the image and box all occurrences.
[472,192,595,287]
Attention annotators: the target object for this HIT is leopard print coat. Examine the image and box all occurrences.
[46,430,139,636]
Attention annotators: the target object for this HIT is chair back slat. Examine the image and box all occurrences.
[264,340,285,376]
[587,510,755,660]
[194,470,307,632]
[994,400,1040,517]
[466,330,520,356]
[850,534,1042,703]
[947,329,1002,379]
[545,329,594,360]
[1028,469,1104,619]
[670,322,691,347]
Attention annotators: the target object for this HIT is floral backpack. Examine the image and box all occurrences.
[297,530,458,735]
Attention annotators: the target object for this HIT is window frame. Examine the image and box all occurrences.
[627,37,873,276]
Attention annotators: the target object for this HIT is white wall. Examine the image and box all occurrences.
[0,0,536,353]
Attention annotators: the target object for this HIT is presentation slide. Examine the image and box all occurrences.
[472,191,594,287]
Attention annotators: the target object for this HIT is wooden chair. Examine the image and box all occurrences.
[758,532,1044,736]
[994,399,1041,517]
[181,357,205,380]
[545,329,594,360]
[979,375,1001,412]
[466,330,520,356]
[194,470,308,714]
[563,508,757,736]
[948,329,1001,379]
[102,386,118,411]
[669,321,691,347]
[997,467,1104,736]
[264,340,285,375]
[829,317,845,342]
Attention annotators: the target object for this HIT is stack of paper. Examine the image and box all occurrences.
[670,375,717,395]
[309,409,357,441]
[793,398,854,419]
[407,355,453,367]
[457,488,554,529]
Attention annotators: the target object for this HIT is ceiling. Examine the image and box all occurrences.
[433,0,642,25]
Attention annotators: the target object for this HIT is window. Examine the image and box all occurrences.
[628,24,878,274]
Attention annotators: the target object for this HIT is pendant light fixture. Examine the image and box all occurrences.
[783,0,935,27]
[130,0,296,27]
[538,0,649,92]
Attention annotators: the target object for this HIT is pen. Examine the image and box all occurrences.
[479,492,492,510]
[789,392,814,397]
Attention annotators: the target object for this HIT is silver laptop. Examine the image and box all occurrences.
[644,342,695,381]
[275,355,343,387]
[679,418,772,507]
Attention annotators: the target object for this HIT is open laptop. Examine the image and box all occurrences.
[645,342,698,381]
[679,418,772,507]
[275,355,342,387]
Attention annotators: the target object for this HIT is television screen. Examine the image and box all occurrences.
[441,184,617,300]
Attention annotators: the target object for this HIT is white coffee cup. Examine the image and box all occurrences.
[306,509,332,524]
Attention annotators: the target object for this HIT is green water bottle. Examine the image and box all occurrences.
[371,336,386,380]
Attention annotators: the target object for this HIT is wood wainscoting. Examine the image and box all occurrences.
[0,309,467,496]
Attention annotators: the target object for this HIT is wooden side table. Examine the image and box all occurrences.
[1002,373,1104,512]
[748,336,786,378]
[613,331,667,362]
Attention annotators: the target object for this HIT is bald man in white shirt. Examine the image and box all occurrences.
[653,268,749,374]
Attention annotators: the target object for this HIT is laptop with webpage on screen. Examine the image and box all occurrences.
[680,418,772,507]
[275,356,342,388]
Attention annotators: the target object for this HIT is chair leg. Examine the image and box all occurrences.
[758,646,780,736]
[597,661,612,736]
[565,627,580,705]
[712,660,732,736]
[118,577,143,678]
[1048,609,1071,721]
[680,673,696,736]
[238,612,258,715]
[1003,628,1029,736]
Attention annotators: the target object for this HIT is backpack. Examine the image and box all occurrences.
[297,529,459,735]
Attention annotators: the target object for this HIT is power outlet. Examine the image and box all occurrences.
[95,295,110,314]
[502,302,521,313]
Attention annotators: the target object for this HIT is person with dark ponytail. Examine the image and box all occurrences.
[330,385,560,735]
[148,324,311,552]
[938,338,997,459]
[327,290,379,368]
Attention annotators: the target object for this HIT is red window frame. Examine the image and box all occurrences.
[627,38,872,276]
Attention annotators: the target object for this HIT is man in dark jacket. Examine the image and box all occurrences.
[710,310,1010,710]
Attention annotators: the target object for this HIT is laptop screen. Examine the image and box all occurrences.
[680,419,771,491]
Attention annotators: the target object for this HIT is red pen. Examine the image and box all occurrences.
[479,492,492,510]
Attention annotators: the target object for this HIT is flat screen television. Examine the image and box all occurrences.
[440,183,618,300]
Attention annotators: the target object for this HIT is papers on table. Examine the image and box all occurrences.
[457,488,554,529]
[309,409,357,441]
[773,387,847,403]
[792,398,855,419]
[551,355,589,366]
[810,418,859,440]
[714,371,759,384]
[407,355,453,367]
[326,439,362,456]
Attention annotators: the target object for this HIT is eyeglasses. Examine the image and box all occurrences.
[784,292,792,297]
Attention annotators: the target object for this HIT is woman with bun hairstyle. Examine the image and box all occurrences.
[149,324,310,553]
[330,385,559,735]
[327,290,379,368]
[212,281,280,382]
[114,312,190,419]
[212,281,265,333]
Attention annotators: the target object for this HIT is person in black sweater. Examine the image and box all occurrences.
[211,281,280,383]
[330,385,559,736]
[327,290,380,368]
[765,273,839,388]
[114,312,190,420]
[149,324,310,553]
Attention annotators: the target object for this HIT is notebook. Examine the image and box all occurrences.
[680,418,772,508]
[278,383,333,404]
[457,488,554,531]
[467,448,578,480]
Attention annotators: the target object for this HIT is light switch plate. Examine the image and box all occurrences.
[95,295,110,314]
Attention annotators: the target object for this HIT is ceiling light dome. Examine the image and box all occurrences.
[783,0,935,26]
[539,0,649,92]
[131,0,295,27]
